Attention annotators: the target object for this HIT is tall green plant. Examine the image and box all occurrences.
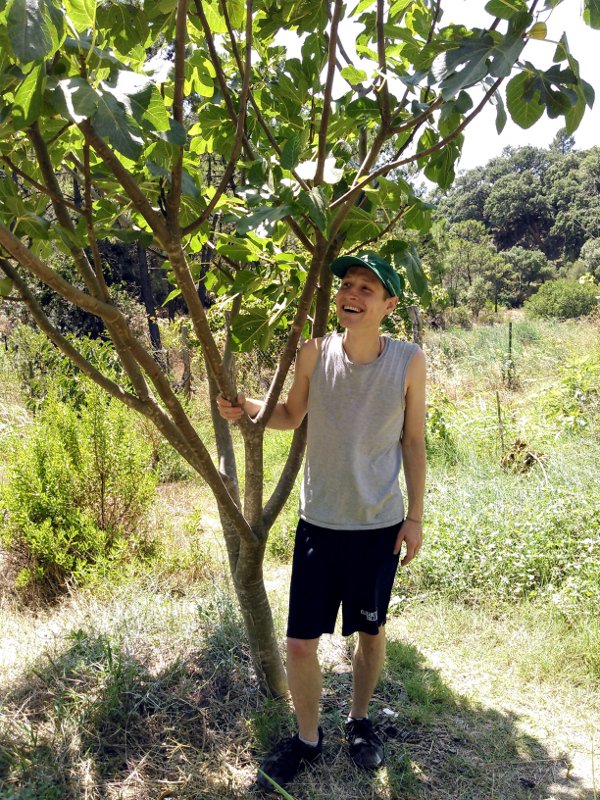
[0,386,158,595]
[0,0,597,694]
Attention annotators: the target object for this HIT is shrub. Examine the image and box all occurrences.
[426,389,459,465]
[443,305,472,329]
[524,278,599,320]
[0,385,158,597]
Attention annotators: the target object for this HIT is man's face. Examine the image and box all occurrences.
[335,266,397,330]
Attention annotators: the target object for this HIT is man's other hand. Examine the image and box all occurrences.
[394,518,423,566]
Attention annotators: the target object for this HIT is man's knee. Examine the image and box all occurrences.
[357,627,386,654]
[287,636,320,661]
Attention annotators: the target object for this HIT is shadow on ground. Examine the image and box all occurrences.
[0,611,593,800]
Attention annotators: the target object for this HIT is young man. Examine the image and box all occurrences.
[217,251,426,791]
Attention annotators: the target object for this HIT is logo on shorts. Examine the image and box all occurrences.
[361,609,378,622]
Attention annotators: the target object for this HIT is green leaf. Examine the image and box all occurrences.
[484,0,527,18]
[7,0,55,62]
[162,288,182,305]
[489,33,526,78]
[297,187,328,233]
[345,97,381,121]
[52,77,99,123]
[403,198,433,233]
[583,0,600,28]
[65,0,96,31]
[494,90,508,133]
[202,1,228,33]
[553,32,569,63]
[391,241,428,298]
[91,88,144,160]
[230,310,271,351]
[340,65,368,84]
[0,276,14,297]
[12,63,44,128]
[424,144,459,190]
[506,71,545,128]
[216,237,261,263]
[436,35,495,98]
[528,21,547,39]
[231,269,263,294]
[235,205,293,236]
[281,134,301,170]
[340,206,381,245]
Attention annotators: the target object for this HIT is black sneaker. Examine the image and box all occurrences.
[257,728,323,792]
[345,717,384,769]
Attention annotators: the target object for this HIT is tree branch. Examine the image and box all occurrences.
[0,155,83,216]
[255,237,327,426]
[166,0,188,226]
[83,143,111,298]
[182,0,254,238]
[28,123,101,296]
[79,120,170,244]
[263,419,307,529]
[193,0,254,160]
[328,78,504,239]
[376,0,391,127]
[0,257,144,413]
[314,0,343,185]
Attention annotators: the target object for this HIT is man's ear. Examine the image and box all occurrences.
[386,296,398,315]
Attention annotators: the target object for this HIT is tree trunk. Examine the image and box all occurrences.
[220,512,288,698]
[137,243,164,367]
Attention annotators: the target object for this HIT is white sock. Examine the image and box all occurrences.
[298,733,320,747]
[347,715,367,722]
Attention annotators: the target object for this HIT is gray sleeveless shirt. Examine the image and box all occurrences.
[299,332,420,530]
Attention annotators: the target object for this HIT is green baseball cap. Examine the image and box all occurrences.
[330,251,402,298]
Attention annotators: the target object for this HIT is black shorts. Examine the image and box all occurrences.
[286,518,402,639]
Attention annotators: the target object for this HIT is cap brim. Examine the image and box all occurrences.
[330,255,374,278]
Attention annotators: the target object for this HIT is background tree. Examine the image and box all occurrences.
[0,0,598,696]
[437,141,600,265]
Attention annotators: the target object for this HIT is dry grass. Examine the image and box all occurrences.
[1,540,598,800]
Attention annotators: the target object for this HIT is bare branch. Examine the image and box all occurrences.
[314,0,343,185]
[164,243,238,404]
[284,216,315,253]
[28,123,101,296]
[83,143,111,298]
[390,96,444,136]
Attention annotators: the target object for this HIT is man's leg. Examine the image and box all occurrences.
[344,627,386,769]
[286,636,322,742]
[257,636,323,790]
[350,627,386,719]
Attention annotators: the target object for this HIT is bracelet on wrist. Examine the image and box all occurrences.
[406,516,422,524]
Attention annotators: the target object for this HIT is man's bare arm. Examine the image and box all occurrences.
[394,348,426,564]
[216,339,320,430]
